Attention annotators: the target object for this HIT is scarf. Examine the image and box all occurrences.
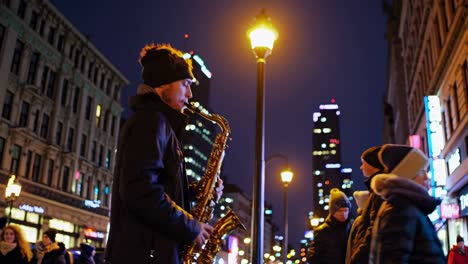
[0,241,17,256]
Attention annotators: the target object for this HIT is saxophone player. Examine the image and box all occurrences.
[105,43,223,264]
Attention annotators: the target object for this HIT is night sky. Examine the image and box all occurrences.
[52,0,388,248]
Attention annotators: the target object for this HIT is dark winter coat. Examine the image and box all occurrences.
[346,174,384,264]
[105,92,200,264]
[369,174,445,264]
[307,215,352,264]
[0,243,29,264]
[76,254,95,264]
[448,245,468,264]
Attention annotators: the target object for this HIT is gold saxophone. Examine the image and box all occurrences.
[183,103,246,264]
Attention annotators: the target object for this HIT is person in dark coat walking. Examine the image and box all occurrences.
[346,146,385,264]
[369,144,445,264]
[105,43,221,264]
[76,243,95,264]
[448,235,468,264]
[0,224,33,264]
[34,229,66,264]
[307,188,352,264]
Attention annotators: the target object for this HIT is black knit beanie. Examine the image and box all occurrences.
[378,144,429,178]
[361,146,384,170]
[140,45,194,88]
[43,229,57,242]
[329,188,351,215]
[457,235,464,243]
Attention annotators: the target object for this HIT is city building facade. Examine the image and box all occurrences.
[383,0,467,254]
[0,0,128,248]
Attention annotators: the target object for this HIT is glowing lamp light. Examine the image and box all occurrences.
[281,170,294,185]
[5,175,21,200]
[248,9,278,57]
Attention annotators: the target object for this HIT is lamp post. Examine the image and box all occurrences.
[281,169,293,264]
[5,174,22,225]
[247,9,278,264]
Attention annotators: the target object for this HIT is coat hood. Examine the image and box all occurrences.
[371,173,440,215]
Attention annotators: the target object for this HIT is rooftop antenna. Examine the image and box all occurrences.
[184,33,189,52]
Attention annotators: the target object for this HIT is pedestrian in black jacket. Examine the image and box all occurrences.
[307,188,352,264]
[34,229,65,264]
[76,243,95,264]
[369,144,445,264]
[105,43,222,264]
[346,146,385,264]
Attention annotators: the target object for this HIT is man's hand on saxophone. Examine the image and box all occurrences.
[194,223,214,247]
[214,178,224,203]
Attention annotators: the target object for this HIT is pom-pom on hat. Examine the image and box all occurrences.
[329,188,351,215]
[139,43,194,88]
[378,144,429,179]
[43,229,57,242]
[353,191,370,210]
[361,146,384,170]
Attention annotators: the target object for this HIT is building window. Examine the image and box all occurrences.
[0,25,5,51]
[18,101,30,127]
[32,109,39,133]
[31,154,42,182]
[103,110,109,132]
[95,105,102,128]
[40,66,49,94]
[80,134,87,157]
[72,87,80,113]
[94,180,101,201]
[0,137,5,167]
[29,11,38,30]
[46,70,56,99]
[17,0,26,19]
[80,55,86,72]
[2,91,14,120]
[55,122,63,145]
[74,50,80,68]
[85,96,92,120]
[100,73,105,90]
[106,78,112,95]
[93,67,98,84]
[88,61,93,79]
[105,149,111,169]
[57,34,65,52]
[98,145,103,167]
[67,128,74,151]
[26,52,40,84]
[110,116,116,136]
[91,140,96,162]
[61,79,69,106]
[40,113,49,139]
[62,166,70,192]
[10,144,21,174]
[47,159,54,185]
[104,184,110,206]
[114,85,120,100]
[24,150,32,179]
[47,27,56,45]
[38,20,45,36]
[10,39,24,75]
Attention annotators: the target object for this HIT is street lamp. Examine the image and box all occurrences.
[247,9,278,264]
[5,174,21,224]
[281,169,293,264]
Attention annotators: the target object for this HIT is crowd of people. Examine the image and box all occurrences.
[307,143,466,264]
[0,220,97,264]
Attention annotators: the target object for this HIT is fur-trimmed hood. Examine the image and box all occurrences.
[371,173,440,215]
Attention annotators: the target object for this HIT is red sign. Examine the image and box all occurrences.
[440,203,460,219]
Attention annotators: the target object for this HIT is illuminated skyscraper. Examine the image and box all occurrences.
[311,100,353,220]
